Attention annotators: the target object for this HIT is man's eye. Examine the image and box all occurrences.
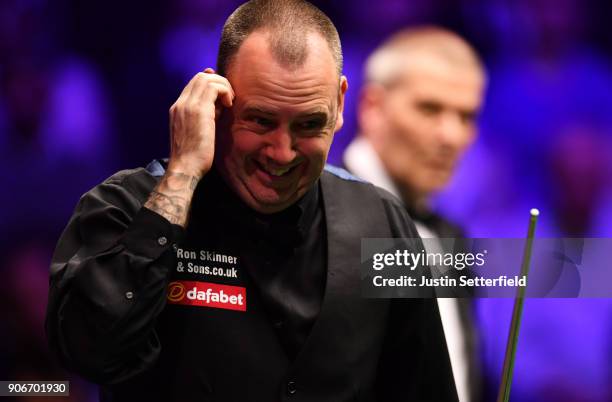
[249,116,275,128]
[256,118,273,127]
[296,119,324,131]
[416,102,442,116]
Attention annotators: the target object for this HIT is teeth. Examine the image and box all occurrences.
[267,167,291,176]
[256,161,295,177]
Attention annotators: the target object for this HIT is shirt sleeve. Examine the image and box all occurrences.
[45,173,183,385]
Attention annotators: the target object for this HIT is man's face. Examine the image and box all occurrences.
[367,52,484,198]
[217,31,347,213]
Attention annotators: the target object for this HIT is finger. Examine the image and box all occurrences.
[219,88,233,108]
[213,82,234,108]
[197,73,235,99]
[175,72,203,105]
[189,74,234,106]
[183,81,233,119]
[194,71,234,96]
[202,82,234,108]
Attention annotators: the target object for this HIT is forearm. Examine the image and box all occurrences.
[143,168,201,227]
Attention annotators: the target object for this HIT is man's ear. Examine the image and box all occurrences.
[334,75,349,132]
[358,83,386,143]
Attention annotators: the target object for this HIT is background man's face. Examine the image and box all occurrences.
[217,31,347,213]
[372,53,484,198]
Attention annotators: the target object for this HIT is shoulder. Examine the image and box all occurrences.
[321,165,385,203]
[322,165,405,210]
[321,165,419,238]
[322,164,368,183]
[80,160,163,211]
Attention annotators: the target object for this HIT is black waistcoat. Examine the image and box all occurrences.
[103,166,402,402]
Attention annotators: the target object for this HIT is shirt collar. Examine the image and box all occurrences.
[343,136,438,224]
[343,136,403,199]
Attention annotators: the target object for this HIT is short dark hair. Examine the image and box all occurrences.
[217,0,342,77]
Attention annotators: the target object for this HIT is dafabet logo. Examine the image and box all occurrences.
[167,281,187,302]
[166,280,246,312]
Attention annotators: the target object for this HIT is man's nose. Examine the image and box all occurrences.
[263,127,297,165]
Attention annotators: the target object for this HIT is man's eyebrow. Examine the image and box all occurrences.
[296,111,329,120]
[298,104,333,116]
[241,106,332,118]
[241,106,277,116]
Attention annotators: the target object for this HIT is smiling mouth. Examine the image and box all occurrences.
[254,160,299,177]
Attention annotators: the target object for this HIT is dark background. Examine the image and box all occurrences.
[2,0,612,400]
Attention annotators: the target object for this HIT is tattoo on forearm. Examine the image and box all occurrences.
[163,171,200,191]
[144,170,200,226]
[145,191,188,225]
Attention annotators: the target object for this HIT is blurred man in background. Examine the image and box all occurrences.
[344,26,487,402]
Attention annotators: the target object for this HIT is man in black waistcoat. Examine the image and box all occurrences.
[344,27,487,402]
[46,1,458,401]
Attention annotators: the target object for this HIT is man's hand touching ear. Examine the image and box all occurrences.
[144,68,235,227]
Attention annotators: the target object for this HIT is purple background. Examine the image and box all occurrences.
[2,0,612,400]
